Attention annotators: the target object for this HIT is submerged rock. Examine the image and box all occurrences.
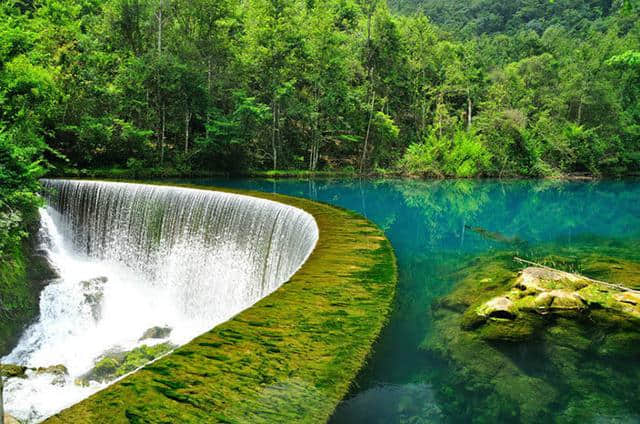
[79,276,108,321]
[139,326,172,341]
[76,342,175,386]
[461,266,638,341]
[422,248,640,423]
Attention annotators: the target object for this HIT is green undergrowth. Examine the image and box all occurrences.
[45,181,398,424]
[421,240,640,423]
[52,167,226,180]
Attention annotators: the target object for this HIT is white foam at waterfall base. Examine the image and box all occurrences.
[2,208,232,422]
[2,181,318,423]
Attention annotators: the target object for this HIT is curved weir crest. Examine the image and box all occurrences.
[2,180,319,423]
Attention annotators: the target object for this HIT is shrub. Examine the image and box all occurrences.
[399,129,492,178]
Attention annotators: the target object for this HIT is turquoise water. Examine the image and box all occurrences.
[182,178,640,423]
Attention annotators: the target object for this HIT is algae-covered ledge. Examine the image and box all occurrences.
[44,182,398,424]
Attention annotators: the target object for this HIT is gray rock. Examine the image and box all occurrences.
[79,276,108,321]
[139,326,172,341]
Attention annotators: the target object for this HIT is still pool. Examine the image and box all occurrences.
[183,178,640,423]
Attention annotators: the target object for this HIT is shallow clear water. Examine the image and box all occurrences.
[183,178,640,423]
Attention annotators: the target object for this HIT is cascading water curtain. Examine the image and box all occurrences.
[1,180,318,423]
[41,180,319,322]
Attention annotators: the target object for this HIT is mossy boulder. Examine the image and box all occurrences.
[0,364,27,379]
[76,343,175,386]
[460,266,639,343]
[422,249,640,423]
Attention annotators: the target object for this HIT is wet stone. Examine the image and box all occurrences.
[139,326,172,341]
[79,276,108,321]
[0,364,27,379]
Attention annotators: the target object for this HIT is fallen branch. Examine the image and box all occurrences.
[513,256,640,295]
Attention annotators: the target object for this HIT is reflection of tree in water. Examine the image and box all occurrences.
[394,179,491,249]
[233,178,640,256]
[392,179,640,253]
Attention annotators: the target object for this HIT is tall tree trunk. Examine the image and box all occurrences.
[438,93,443,139]
[1,376,4,422]
[309,131,318,171]
[420,68,427,137]
[360,89,376,174]
[206,58,212,141]
[577,95,583,124]
[310,89,320,171]
[156,1,164,165]
[420,100,426,137]
[156,5,162,54]
[271,98,277,171]
[467,93,472,132]
[359,3,377,174]
[160,103,166,166]
[185,111,191,153]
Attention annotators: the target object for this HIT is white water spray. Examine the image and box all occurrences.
[2,180,318,423]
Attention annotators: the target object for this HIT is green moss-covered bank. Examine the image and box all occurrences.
[45,182,397,424]
[0,223,55,356]
[0,242,36,356]
[422,243,640,423]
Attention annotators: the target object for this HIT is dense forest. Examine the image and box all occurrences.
[0,0,639,259]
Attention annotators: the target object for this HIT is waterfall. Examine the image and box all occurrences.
[2,180,318,423]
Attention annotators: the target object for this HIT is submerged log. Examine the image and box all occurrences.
[513,257,640,294]
[465,225,526,245]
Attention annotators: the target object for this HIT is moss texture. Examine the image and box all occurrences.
[45,181,397,424]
